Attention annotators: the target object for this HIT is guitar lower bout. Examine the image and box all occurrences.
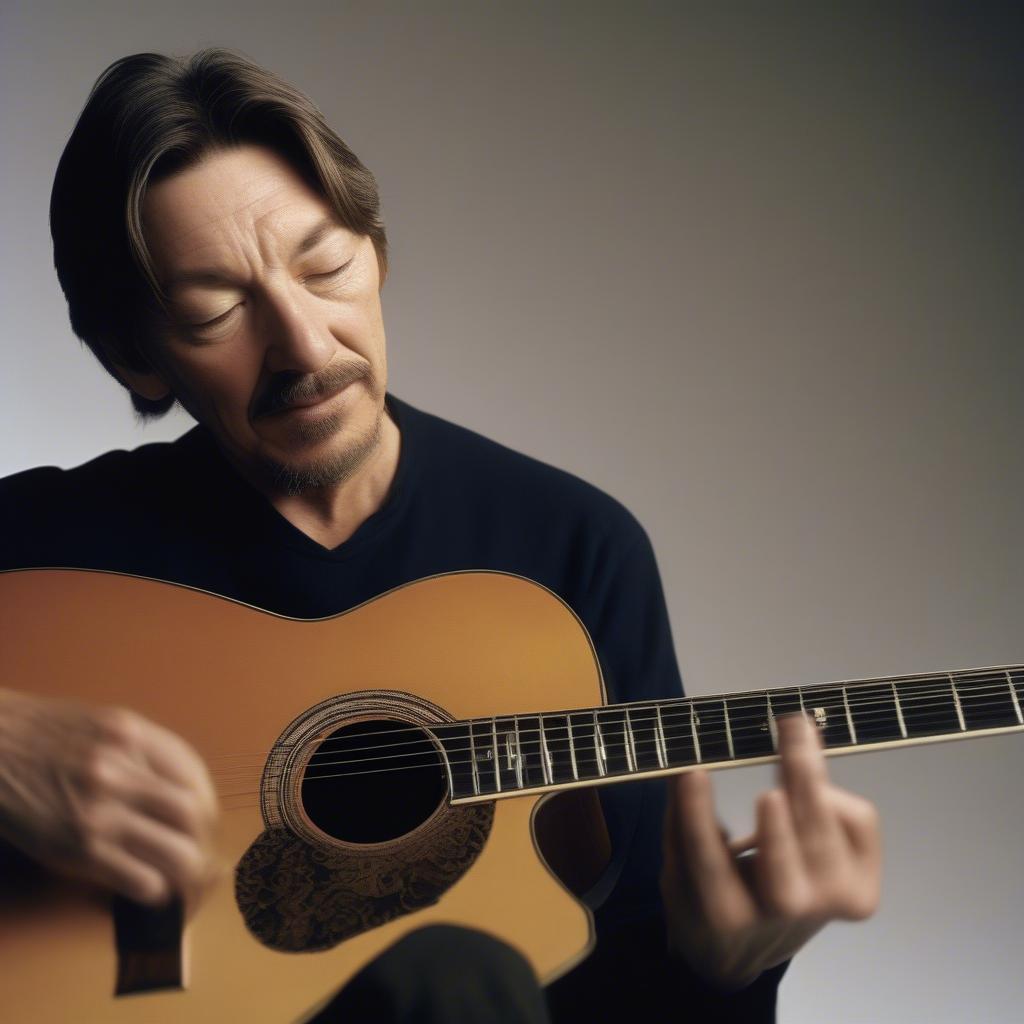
[0,568,603,1023]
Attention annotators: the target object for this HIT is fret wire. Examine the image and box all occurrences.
[511,717,523,788]
[842,685,857,744]
[690,703,702,764]
[491,718,501,793]
[950,674,966,732]
[654,705,668,768]
[593,709,607,777]
[722,699,735,760]
[891,683,908,738]
[1009,671,1023,725]
[469,723,480,796]
[538,713,552,785]
[567,717,579,780]
[624,708,637,772]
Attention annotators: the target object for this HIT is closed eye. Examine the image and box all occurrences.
[194,306,240,329]
[187,258,354,332]
[308,259,354,281]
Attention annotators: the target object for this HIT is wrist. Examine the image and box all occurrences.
[663,924,770,994]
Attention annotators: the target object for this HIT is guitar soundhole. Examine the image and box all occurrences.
[300,719,447,844]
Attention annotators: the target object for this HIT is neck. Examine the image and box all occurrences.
[435,664,1024,803]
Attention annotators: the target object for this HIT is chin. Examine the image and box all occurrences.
[259,407,383,496]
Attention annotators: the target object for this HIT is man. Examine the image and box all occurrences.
[0,48,881,1022]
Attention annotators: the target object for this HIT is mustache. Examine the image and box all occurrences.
[253,361,372,418]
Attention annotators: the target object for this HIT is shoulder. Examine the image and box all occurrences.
[392,395,649,551]
[0,429,205,570]
[0,429,199,507]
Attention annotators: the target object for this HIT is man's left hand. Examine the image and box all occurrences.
[659,712,882,991]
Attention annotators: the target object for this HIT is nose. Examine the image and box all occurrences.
[259,280,335,376]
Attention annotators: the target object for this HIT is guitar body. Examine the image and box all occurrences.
[0,569,602,1023]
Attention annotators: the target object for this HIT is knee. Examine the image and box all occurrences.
[366,924,546,1022]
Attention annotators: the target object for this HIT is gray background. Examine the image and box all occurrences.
[2,1,1021,1020]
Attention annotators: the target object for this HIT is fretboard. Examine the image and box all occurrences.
[439,664,1024,804]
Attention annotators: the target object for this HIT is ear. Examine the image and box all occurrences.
[109,360,174,402]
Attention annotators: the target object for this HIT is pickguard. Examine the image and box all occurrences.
[235,802,494,952]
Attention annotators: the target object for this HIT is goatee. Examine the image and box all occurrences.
[260,401,385,497]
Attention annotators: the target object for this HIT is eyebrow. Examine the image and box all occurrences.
[163,216,345,293]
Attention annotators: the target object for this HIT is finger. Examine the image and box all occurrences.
[133,778,216,846]
[102,708,218,818]
[668,771,755,925]
[90,748,215,844]
[754,789,815,918]
[116,811,211,901]
[827,787,882,863]
[83,838,169,906]
[776,714,842,842]
[141,725,219,817]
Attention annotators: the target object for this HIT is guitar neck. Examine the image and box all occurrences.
[442,664,1024,804]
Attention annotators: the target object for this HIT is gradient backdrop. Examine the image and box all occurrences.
[1,2,1021,1020]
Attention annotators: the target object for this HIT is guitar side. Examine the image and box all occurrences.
[0,568,603,1023]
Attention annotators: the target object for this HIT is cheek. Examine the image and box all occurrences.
[327,310,385,369]
[169,349,259,414]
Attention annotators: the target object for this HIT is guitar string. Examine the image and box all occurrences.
[203,688,1019,774]
[202,675,1024,768]
[209,692,1023,783]
[206,699,1024,799]
[211,701,1019,804]
[201,667,1024,765]
[205,688,1024,784]
[201,683,1024,779]
[202,670,1024,765]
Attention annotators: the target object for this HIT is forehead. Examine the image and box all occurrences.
[141,144,342,279]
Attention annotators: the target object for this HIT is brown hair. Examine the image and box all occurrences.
[49,48,389,418]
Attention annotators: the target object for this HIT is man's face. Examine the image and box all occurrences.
[137,143,388,495]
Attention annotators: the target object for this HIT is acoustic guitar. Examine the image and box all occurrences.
[0,568,1020,1022]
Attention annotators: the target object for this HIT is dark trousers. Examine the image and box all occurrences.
[310,924,551,1023]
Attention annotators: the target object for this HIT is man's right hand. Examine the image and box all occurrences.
[0,690,219,907]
